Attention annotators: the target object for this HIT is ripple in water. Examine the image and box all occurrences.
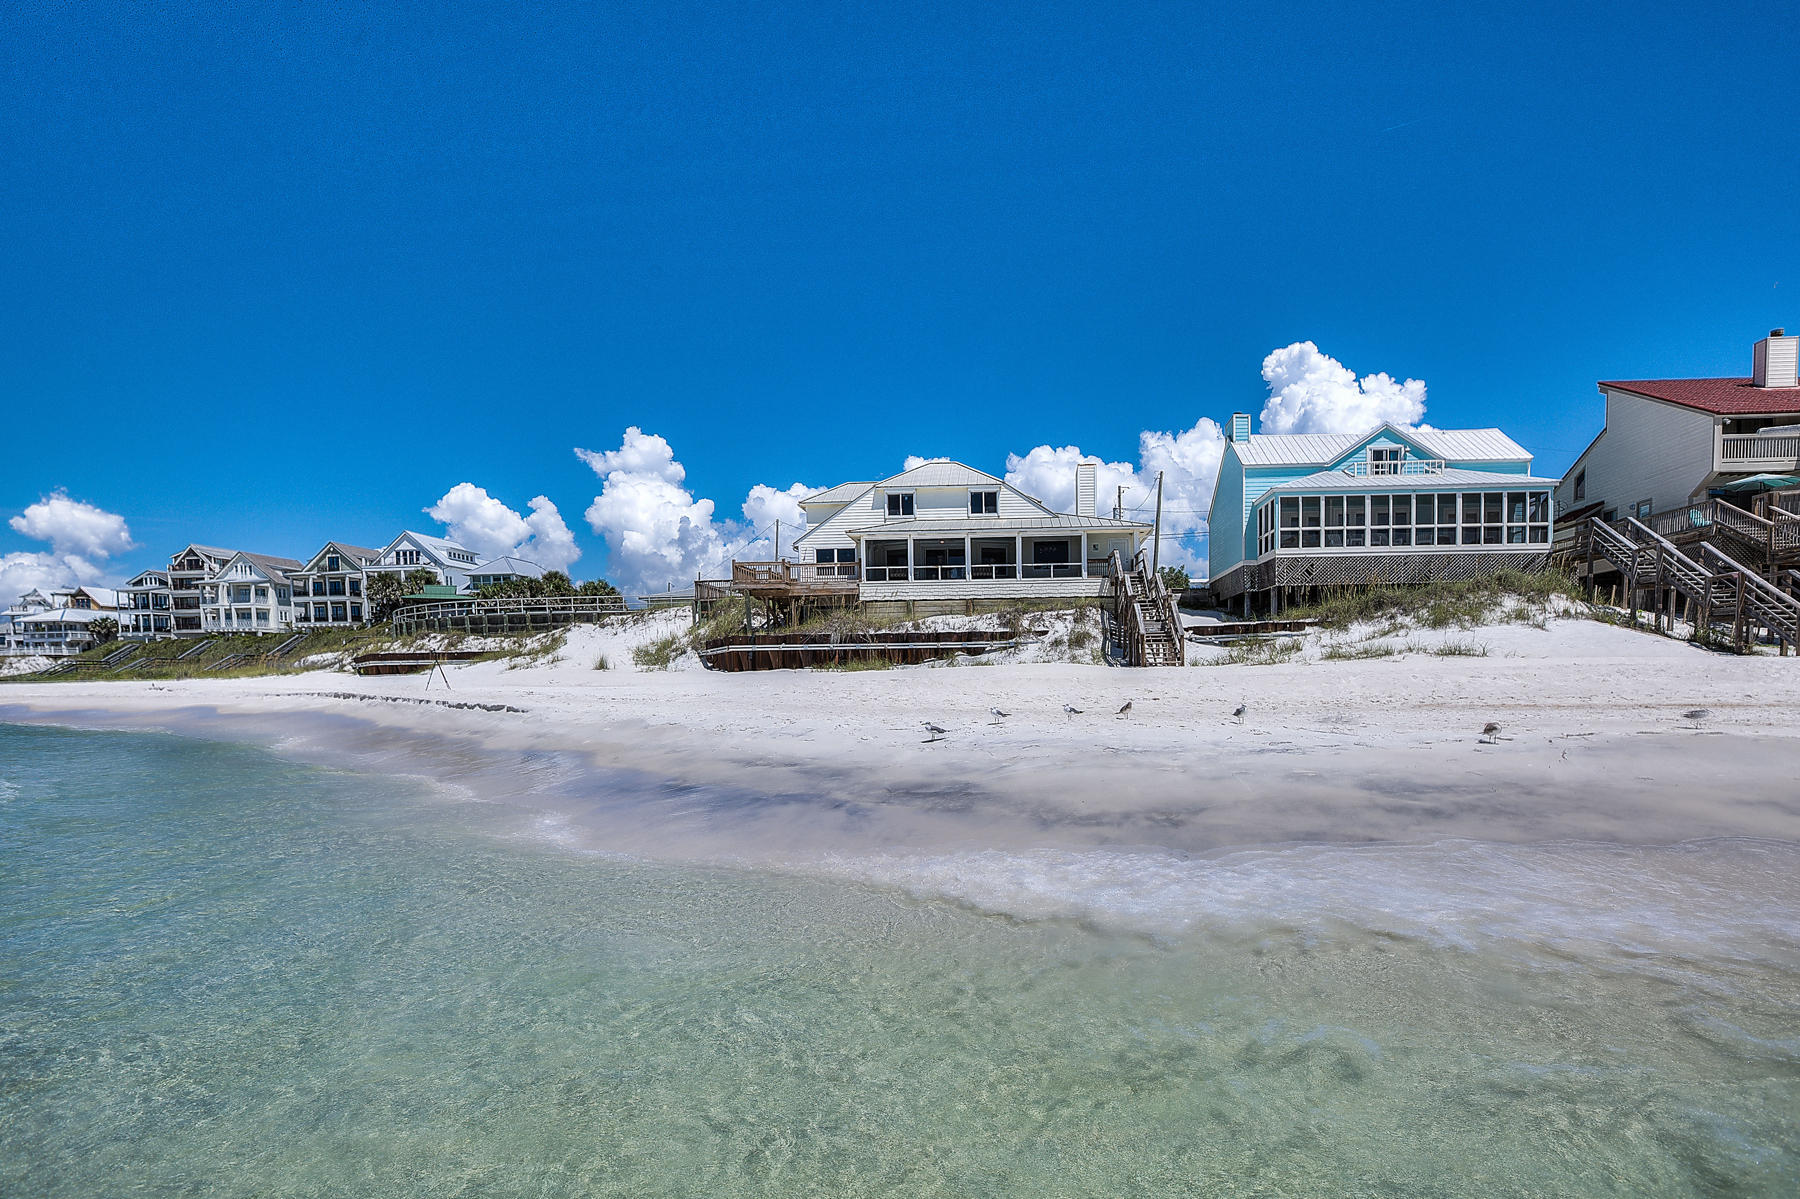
[2,723,1796,1197]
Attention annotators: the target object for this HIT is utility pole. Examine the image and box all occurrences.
[1114,485,1124,521]
[1152,471,1164,573]
[773,519,780,562]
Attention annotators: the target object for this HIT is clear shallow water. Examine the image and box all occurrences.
[3,723,1798,1197]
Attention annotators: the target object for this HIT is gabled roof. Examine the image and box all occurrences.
[880,460,1009,490]
[69,586,120,608]
[1232,424,1531,468]
[125,570,169,587]
[1257,467,1563,497]
[799,482,875,506]
[169,543,237,565]
[384,530,477,565]
[1599,378,1800,416]
[213,551,304,584]
[469,556,546,578]
[300,542,383,571]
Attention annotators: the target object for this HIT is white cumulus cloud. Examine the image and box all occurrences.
[1004,418,1227,574]
[9,491,134,560]
[2,491,134,600]
[425,484,581,572]
[575,428,815,595]
[1257,341,1427,435]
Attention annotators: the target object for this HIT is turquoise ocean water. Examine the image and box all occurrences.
[3,720,1798,1196]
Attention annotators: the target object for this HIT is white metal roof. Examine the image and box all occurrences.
[880,460,1007,489]
[799,482,874,506]
[1232,425,1531,467]
[470,556,546,578]
[1258,467,1563,496]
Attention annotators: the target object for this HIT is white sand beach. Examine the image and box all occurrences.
[6,612,1798,870]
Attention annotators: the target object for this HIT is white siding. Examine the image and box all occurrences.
[1564,389,1716,517]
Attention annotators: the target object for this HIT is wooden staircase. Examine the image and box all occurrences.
[1574,515,1800,654]
[1109,550,1185,667]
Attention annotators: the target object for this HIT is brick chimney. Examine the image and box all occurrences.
[1753,328,1798,388]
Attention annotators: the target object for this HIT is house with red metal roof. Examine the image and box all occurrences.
[1557,329,1800,521]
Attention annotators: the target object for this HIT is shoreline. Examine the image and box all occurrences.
[6,616,1800,863]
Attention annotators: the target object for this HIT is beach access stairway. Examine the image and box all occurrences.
[1573,514,1800,654]
[1109,549,1184,667]
[1636,494,1800,580]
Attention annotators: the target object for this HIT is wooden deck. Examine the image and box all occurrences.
[698,628,1036,671]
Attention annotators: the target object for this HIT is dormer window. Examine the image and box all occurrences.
[886,492,914,517]
[326,555,340,571]
[1369,446,1403,476]
[970,490,998,515]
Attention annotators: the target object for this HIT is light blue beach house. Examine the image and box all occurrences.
[1206,413,1560,614]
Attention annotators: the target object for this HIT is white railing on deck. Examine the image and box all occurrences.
[1340,459,1447,477]
[1721,432,1800,463]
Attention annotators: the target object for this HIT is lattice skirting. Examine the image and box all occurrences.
[1215,552,1551,599]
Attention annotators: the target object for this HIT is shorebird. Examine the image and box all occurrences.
[989,707,1011,724]
[1063,703,1084,719]
[1481,721,1502,744]
[1117,700,1133,719]
[1681,708,1710,724]
[1231,703,1247,722]
[922,721,948,742]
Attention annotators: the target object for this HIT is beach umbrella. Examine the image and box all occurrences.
[1711,473,1800,494]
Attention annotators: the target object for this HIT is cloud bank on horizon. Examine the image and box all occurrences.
[575,342,1428,590]
[0,343,1429,600]
[575,428,814,597]
[1,491,136,599]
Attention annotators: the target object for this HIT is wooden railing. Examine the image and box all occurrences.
[391,594,628,634]
[1721,432,1800,463]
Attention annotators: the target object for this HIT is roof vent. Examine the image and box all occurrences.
[1753,328,1798,388]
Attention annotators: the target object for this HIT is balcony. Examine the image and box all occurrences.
[1341,458,1448,477]
[1720,431,1800,472]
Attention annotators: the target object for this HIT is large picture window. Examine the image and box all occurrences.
[1256,489,1551,557]
[886,492,914,517]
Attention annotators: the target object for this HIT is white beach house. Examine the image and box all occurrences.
[790,460,1151,613]
[120,569,173,638]
[199,552,303,634]
[466,556,547,590]
[1208,414,1558,613]
[167,544,238,633]
[369,531,481,591]
[289,541,383,627]
[1557,328,1800,521]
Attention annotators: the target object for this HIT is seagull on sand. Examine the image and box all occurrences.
[922,721,948,742]
[1117,700,1133,719]
[1481,721,1502,744]
[1063,703,1084,719]
[989,707,1011,724]
[1231,703,1247,722]
[1680,708,1710,725]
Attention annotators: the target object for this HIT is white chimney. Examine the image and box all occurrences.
[1075,462,1096,516]
[1753,328,1798,388]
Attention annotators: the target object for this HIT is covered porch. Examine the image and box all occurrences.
[855,528,1137,600]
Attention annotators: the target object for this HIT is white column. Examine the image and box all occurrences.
[963,536,971,582]
[1016,534,1024,582]
[905,537,914,582]
[1080,536,1088,578]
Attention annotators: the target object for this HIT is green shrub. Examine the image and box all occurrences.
[632,634,685,670]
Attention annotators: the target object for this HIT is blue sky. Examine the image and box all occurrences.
[3,2,1796,591]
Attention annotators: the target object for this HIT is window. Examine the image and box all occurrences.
[1370,446,1403,475]
[331,603,347,623]
[1279,497,1299,549]
[970,491,998,515]
[1323,496,1345,547]
[348,579,361,596]
[886,492,914,517]
[326,555,340,571]
[350,603,362,621]
[1573,470,1586,501]
[1633,498,1653,519]
[1300,497,1321,548]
